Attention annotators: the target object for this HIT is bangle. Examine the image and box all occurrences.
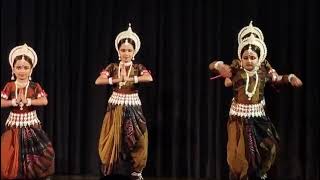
[108,77,113,85]
[134,76,139,83]
[214,61,224,70]
[26,98,32,106]
[268,69,276,74]
[288,74,294,83]
[11,99,18,107]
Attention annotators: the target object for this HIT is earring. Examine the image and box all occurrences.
[132,56,135,60]
[240,61,243,69]
[11,72,15,80]
[29,72,32,80]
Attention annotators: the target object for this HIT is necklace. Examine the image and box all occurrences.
[15,80,29,88]
[119,61,132,67]
[118,62,133,89]
[244,69,259,100]
[15,80,30,110]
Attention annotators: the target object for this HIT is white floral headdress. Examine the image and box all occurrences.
[114,23,141,56]
[238,21,264,44]
[238,34,267,66]
[9,43,38,69]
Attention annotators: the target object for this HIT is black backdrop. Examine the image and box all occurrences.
[1,0,319,179]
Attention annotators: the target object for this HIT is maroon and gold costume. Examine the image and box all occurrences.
[1,81,55,179]
[98,63,150,176]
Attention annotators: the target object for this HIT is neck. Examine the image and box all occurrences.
[120,61,132,66]
[15,79,29,83]
[244,66,258,73]
[15,79,29,88]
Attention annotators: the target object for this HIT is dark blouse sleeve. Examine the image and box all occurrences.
[1,82,12,100]
[230,59,241,77]
[35,83,47,98]
[137,64,150,76]
[100,63,115,77]
[264,59,274,72]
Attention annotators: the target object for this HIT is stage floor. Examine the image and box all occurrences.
[51,176,212,180]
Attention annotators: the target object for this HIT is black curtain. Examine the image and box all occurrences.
[1,0,319,179]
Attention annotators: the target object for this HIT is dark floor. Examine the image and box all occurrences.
[51,176,213,180]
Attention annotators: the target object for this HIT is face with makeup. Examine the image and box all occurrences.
[13,55,33,81]
[118,38,136,63]
[240,45,260,71]
[241,50,258,71]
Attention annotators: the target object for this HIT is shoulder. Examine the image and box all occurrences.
[106,63,117,68]
[231,59,241,65]
[29,82,44,89]
[133,63,147,69]
[2,81,15,89]
[230,59,241,69]
[133,63,144,67]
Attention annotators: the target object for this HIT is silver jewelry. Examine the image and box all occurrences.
[15,80,30,110]
[134,76,138,83]
[11,71,15,80]
[214,61,223,70]
[108,77,113,85]
[26,98,32,106]
[11,99,18,107]
[288,74,294,83]
[244,70,259,100]
[118,62,132,89]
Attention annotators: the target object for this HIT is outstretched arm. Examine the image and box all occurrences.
[209,60,232,78]
[274,74,303,87]
[224,78,232,87]
[264,60,280,82]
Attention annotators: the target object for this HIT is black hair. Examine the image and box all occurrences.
[13,55,33,67]
[240,44,260,58]
[242,32,259,40]
[117,38,136,49]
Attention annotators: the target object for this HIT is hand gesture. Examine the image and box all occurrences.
[120,65,127,76]
[269,71,279,82]
[224,78,232,87]
[19,89,28,104]
[16,89,22,103]
[218,64,232,78]
[290,74,303,87]
[100,70,109,79]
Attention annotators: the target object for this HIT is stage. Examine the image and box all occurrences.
[51,176,213,180]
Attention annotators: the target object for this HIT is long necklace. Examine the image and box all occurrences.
[244,69,259,100]
[118,62,133,89]
[15,80,30,110]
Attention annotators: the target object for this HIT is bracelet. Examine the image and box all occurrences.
[26,98,32,106]
[214,61,224,70]
[134,76,139,83]
[11,99,18,107]
[268,69,276,74]
[108,77,113,85]
[288,74,294,83]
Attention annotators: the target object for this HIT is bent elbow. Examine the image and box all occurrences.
[148,76,153,82]
[43,99,48,106]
